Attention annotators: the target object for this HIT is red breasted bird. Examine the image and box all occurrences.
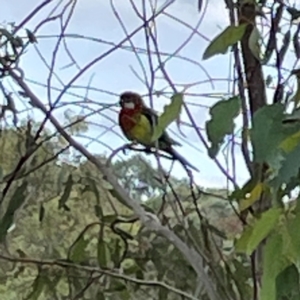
[118,91,199,172]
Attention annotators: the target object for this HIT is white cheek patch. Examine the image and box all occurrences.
[123,102,135,109]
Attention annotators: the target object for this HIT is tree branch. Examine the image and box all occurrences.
[10,70,221,300]
[0,253,198,300]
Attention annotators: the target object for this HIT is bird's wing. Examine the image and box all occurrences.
[141,106,159,127]
[141,106,181,147]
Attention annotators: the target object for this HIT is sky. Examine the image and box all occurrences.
[1,0,298,189]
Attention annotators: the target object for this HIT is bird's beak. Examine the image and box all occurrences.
[123,101,135,109]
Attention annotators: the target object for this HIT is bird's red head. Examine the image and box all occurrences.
[119,91,144,111]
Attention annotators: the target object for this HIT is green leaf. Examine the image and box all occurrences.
[151,93,183,142]
[286,198,300,262]
[279,130,300,153]
[239,182,265,211]
[70,236,90,263]
[26,29,37,43]
[56,166,67,194]
[38,204,45,222]
[202,24,247,60]
[0,181,28,243]
[276,264,300,300]
[251,104,285,163]
[97,239,110,268]
[58,174,73,209]
[270,143,300,189]
[280,223,298,264]
[205,96,241,158]
[270,113,300,188]
[260,232,289,300]
[230,177,258,201]
[94,204,103,219]
[236,208,282,255]
[251,104,300,165]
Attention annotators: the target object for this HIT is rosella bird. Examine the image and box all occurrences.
[118,91,199,172]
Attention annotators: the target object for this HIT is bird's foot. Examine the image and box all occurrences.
[121,142,137,155]
[127,141,140,150]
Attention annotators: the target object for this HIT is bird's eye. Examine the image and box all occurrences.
[119,97,125,105]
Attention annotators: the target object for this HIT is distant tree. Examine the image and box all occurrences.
[111,154,166,200]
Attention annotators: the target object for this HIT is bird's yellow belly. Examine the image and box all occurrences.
[127,115,154,146]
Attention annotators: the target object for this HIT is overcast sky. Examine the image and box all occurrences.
[2,0,294,188]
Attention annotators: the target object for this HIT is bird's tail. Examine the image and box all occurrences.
[165,147,199,172]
